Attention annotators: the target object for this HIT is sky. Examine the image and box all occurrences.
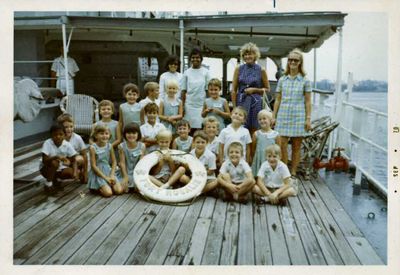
[203,12,388,83]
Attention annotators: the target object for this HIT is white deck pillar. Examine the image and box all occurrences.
[328,27,343,159]
[62,23,71,96]
[179,19,184,73]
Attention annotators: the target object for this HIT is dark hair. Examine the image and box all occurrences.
[123,122,142,140]
[122,83,140,96]
[49,123,65,134]
[189,47,203,62]
[164,55,181,71]
[144,102,159,114]
[193,130,208,142]
[176,119,191,129]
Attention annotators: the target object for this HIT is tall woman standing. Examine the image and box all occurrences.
[181,48,211,132]
[272,48,312,176]
[231,42,270,135]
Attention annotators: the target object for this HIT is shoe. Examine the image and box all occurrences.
[238,195,248,204]
[44,185,57,195]
[53,178,64,191]
[279,198,288,206]
[260,196,270,203]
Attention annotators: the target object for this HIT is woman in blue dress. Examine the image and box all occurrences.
[272,48,312,176]
[231,42,270,135]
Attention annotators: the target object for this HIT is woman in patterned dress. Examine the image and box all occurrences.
[231,42,270,135]
[272,48,312,176]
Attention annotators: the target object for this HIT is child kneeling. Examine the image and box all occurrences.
[149,129,187,189]
[217,142,255,203]
[253,144,298,205]
[40,124,78,194]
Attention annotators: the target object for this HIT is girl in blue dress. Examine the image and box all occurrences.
[231,42,270,135]
[118,122,146,193]
[159,79,183,134]
[251,110,280,175]
[88,125,123,197]
[272,48,312,176]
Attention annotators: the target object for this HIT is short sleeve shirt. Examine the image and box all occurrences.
[140,122,166,153]
[257,160,291,188]
[51,56,79,79]
[190,148,216,180]
[139,97,162,123]
[67,133,86,153]
[41,139,77,170]
[220,159,251,183]
[218,124,252,160]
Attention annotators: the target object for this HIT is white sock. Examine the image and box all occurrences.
[44,181,53,187]
[233,193,239,201]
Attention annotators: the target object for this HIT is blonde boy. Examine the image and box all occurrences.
[218,142,255,202]
[253,144,298,205]
[140,82,161,124]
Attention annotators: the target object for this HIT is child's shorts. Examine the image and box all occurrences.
[266,178,298,196]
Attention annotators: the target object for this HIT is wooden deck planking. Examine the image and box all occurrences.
[278,205,309,264]
[287,196,327,265]
[106,203,163,264]
[346,236,383,265]
[85,198,151,264]
[253,204,273,265]
[201,198,228,265]
[14,183,84,228]
[237,202,255,265]
[296,182,344,264]
[23,196,118,264]
[13,146,385,266]
[145,206,189,264]
[310,174,363,237]
[66,195,140,264]
[164,197,205,264]
[124,205,175,265]
[14,156,41,179]
[265,204,291,264]
[219,202,239,265]
[299,178,361,264]
[45,194,132,264]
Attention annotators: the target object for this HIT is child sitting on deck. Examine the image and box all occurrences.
[93,100,121,150]
[218,142,255,203]
[140,82,161,124]
[149,129,187,189]
[172,119,193,153]
[140,103,166,153]
[40,124,78,194]
[117,122,146,193]
[190,130,219,194]
[57,113,88,184]
[252,144,298,205]
[88,124,123,197]
[119,83,141,134]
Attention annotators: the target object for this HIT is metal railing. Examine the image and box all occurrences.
[313,72,387,196]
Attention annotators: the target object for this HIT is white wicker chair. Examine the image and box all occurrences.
[59,94,99,135]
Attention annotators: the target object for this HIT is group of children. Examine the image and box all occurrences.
[40,77,298,205]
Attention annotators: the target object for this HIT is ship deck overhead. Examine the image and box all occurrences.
[14,11,346,59]
[14,144,384,265]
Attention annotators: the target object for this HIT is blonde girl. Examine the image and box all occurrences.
[159,79,183,134]
[88,125,123,197]
[251,110,280,175]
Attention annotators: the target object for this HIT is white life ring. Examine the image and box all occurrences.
[134,150,207,203]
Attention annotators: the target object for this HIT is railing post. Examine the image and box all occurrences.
[62,23,71,95]
[179,19,184,74]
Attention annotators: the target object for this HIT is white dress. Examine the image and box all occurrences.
[181,67,211,128]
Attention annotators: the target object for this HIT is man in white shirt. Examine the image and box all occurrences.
[51,47,79,95]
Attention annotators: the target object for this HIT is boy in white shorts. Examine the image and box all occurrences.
[218,142,255,203]
[253,144,298,205]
